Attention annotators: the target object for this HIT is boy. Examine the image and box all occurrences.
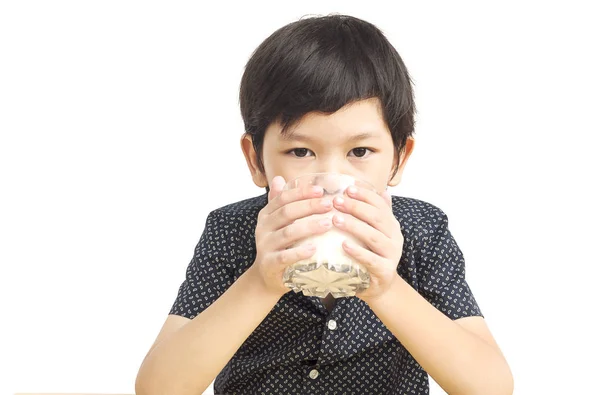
[136,14,513,395]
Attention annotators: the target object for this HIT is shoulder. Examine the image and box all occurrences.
[210,193,267,222]
[391,195,449,230]
[202,193,267,243]
[390,194,454,251]
[196,194,266,269]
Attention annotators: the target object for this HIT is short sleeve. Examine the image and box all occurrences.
[417,207,483,320]
[169,210,236,320]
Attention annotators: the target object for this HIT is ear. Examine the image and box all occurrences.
[388,137,415,187]
[240,133,268,188]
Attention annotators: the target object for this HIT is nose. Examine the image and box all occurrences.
[315,156,349,176]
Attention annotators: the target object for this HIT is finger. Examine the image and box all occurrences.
[268,176,286,202]
[274,243,317,266]
[267,181,324,215]
[333,193,397,239]
[345,185,391,212]
[269,196,333,231]
[332,212,393,257]
[270,214,333,250]
[341,239,386,272]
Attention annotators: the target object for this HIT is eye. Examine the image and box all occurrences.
[348,147,372,158]
[287,148,314,158]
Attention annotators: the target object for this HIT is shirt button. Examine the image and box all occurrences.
[309,369,319,379]
[327,319,337,330]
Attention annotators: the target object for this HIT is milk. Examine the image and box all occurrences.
[283,213,370,298]
[294,226,358,270]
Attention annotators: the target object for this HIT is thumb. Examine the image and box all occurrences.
[268,176,286,202]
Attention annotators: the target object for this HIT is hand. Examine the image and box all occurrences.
[249,176,335,297]
[331,186,404,302]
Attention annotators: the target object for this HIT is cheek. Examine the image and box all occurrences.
[364,162,396,191]
[260,147,280,175]
[260,157,293,185]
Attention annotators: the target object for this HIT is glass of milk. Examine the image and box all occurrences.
[281,173,376,298]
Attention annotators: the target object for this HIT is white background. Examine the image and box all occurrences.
[1,1,598,394]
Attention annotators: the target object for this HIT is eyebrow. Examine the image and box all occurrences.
[281,131,380,143]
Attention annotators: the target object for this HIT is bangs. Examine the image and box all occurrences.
[275,28,383,135]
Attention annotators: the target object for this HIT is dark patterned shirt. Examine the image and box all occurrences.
[169,193,482,394]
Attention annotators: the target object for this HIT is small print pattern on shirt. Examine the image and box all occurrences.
[169,193,482,394]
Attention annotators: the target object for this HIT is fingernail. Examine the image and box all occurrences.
[347,186,358,195]
[333,214,344,225]
[312,186,324,195]
[334,196,344,205]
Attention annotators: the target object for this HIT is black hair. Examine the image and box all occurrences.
[239,14,416,183]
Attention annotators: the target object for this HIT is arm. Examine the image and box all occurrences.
[364,274,513,395]
[136,180,333,395]
[332,189,513,394]
[135,266,281,395]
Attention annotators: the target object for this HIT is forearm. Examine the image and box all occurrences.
[136,266,283,395]
[363,275,512,395]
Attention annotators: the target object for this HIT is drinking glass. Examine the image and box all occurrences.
[281,173,376,298]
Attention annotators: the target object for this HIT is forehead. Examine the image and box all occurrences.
[278,98,390,141]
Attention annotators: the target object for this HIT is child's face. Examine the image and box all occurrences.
[242,97,414,192]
